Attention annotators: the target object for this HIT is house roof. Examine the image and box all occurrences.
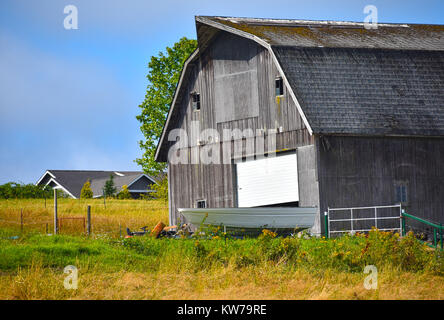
[36,170,157,198]
[155,16,444,161]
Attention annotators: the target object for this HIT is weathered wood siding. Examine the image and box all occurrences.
[297,144,320,233]
[168,31,313,225]
[317,135,444,232]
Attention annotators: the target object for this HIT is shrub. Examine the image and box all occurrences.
[80,180,93,199]
[258,229,299,262]
[117,185,132,199]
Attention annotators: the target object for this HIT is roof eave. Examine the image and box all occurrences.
[35,170,55,185]
[154,48,200,162]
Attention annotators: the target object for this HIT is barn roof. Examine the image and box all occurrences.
[199,16,444,50]
[198,16,444,137]
[274,46,444,136]
[155,16,444,161]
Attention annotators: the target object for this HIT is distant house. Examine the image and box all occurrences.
[36,170,157,199]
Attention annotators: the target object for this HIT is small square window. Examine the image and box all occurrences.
[191,93,200,111]
[275,77,284,96]
[395,184,408,203]
[196,200,206,208]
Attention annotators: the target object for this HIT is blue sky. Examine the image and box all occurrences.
[0,0,443,184]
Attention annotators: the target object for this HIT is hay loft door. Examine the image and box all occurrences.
[235,153,299,207]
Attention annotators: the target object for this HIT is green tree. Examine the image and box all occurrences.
[80,180,93,199]
[136,37,197,176]
[150,175,168,201]
[103,174,117,197]
[117,184,132,199]
[0,182,53,199]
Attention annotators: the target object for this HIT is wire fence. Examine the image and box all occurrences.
[0,204,160,238]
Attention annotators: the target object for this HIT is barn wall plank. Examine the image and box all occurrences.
[317,135,444,232]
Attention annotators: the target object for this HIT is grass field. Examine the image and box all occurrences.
[0,199,443,300]
[0,198,168,236]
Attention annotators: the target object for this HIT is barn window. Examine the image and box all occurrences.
[191,92,200,111]
[196,199,206,208]
[275,77,284,96]
[395,184,408,203]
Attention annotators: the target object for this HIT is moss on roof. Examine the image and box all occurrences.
[206,17,444,50]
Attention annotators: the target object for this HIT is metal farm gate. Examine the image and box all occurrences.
[325,204,403,238]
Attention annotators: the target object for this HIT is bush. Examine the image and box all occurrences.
[117,185,132,199]
[80,180,93,199]
[258,229,299,262]
[361,229,441,273]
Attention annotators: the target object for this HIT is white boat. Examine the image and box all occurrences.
[178,207,318,230]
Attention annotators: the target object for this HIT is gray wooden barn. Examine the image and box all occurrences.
[155,16,444,234]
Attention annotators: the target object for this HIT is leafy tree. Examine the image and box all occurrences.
[136,37,197,176]
[0,182,53,199]
[150,175,168,201]
[117,184,132,199]
[103,174,117,198]
[80,180,93,199]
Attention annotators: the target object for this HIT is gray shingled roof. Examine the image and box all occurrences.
[198,16,444,137]
[89,174,153,197]
[37,170,156,198]
[203,16,444,50]
[273,46,444,136]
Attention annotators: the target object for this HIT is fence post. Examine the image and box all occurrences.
[20,209,23,233]
[54,189,58,235]
[439,223,444,250]
[434,228,437,248]
[324,211,329,238]
[87,205,91,236]
[401,210,406,237]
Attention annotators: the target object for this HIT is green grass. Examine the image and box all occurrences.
[1,227,442,274]
[0,199,443,299]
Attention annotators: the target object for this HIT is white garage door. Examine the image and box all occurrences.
[236,153,299,207]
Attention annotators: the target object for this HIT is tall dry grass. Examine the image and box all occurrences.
[0,198,168,236]
[1,259,443,300]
